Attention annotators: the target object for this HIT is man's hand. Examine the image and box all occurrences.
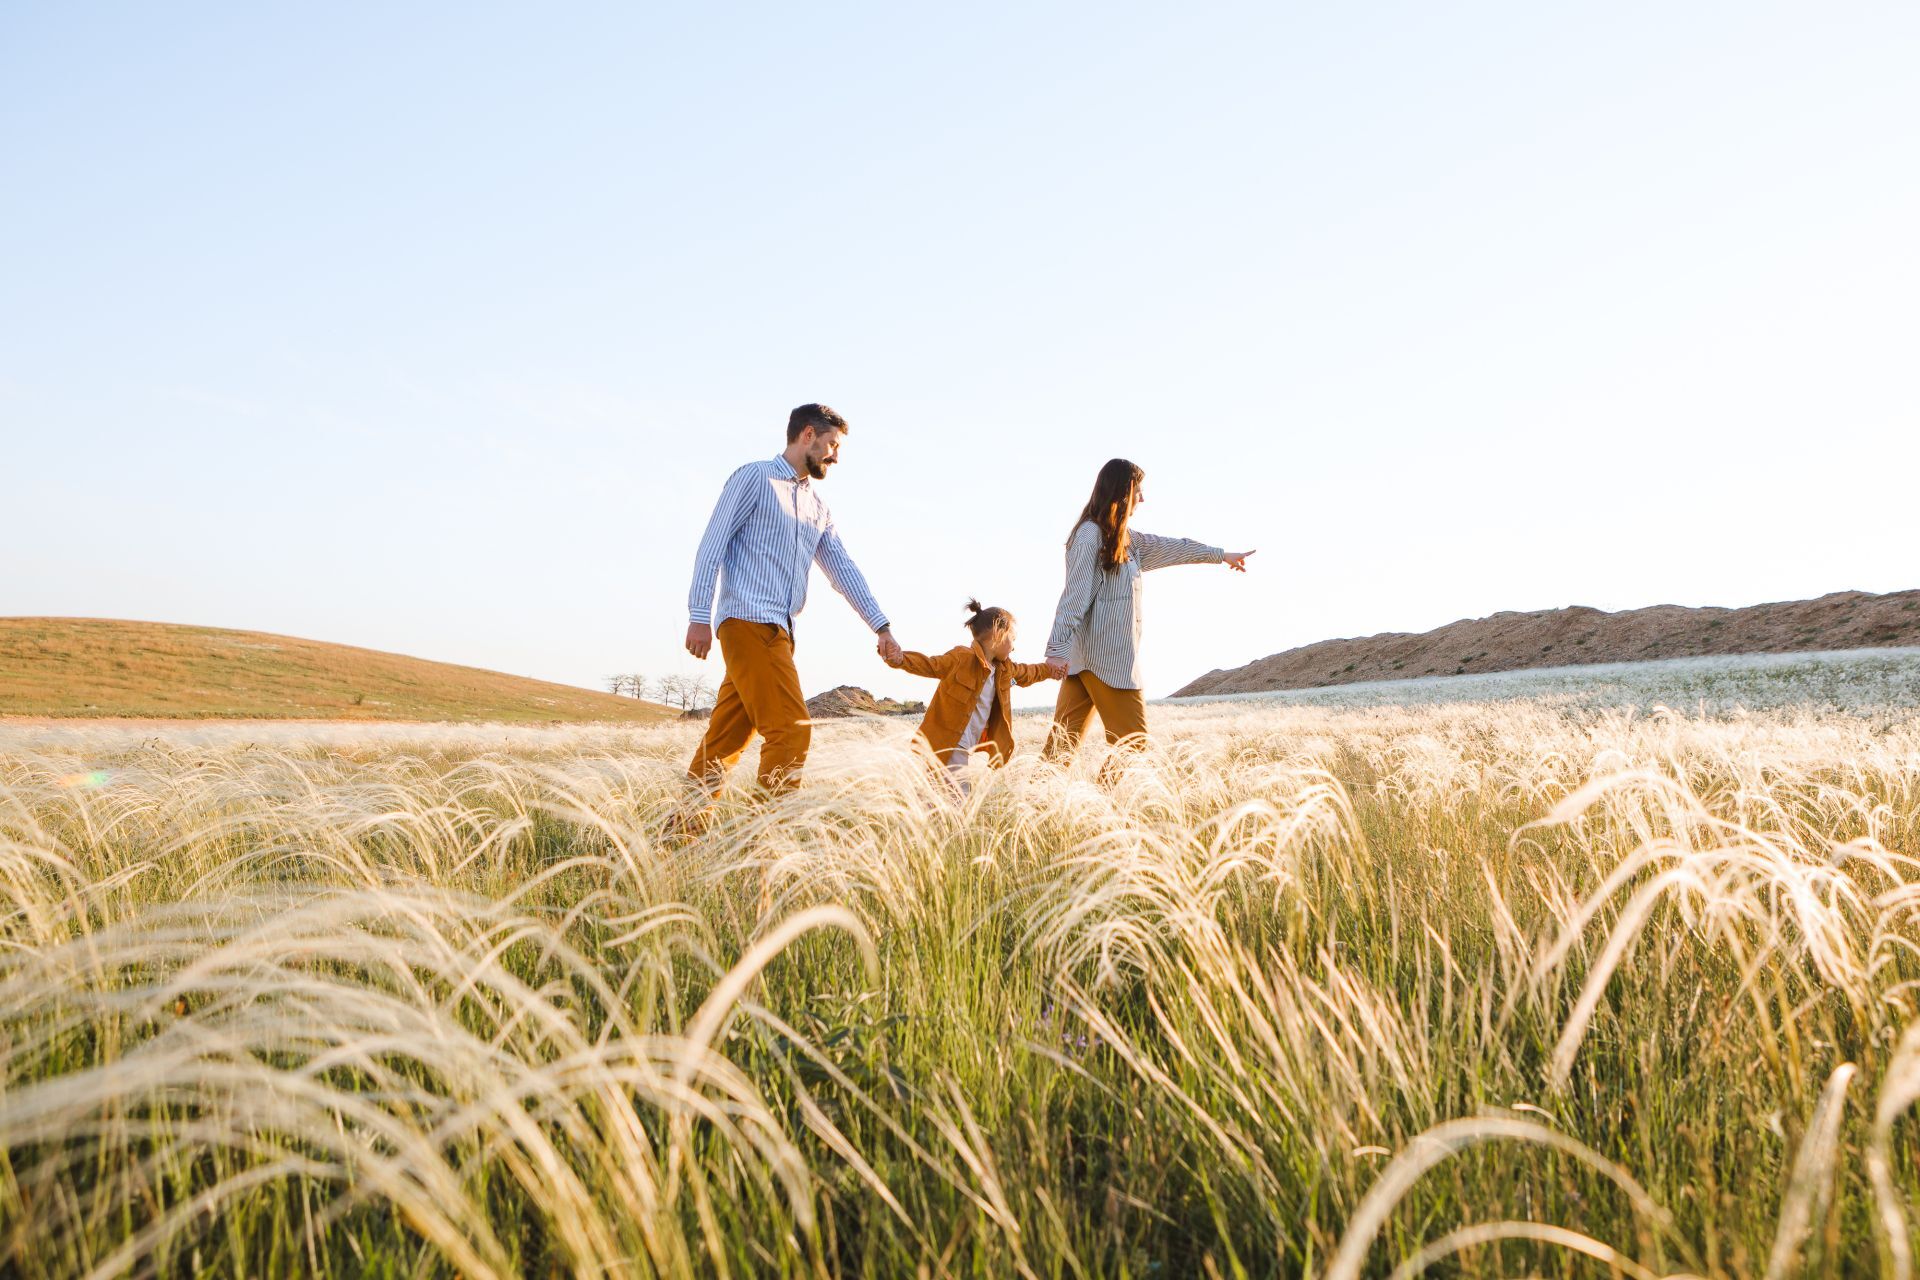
[1046,656,1069,679]
[685,622,713,659]
[876,628,903,665]
[1223,550,1256,572]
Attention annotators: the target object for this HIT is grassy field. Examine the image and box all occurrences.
[1,654,1917,1277]
[0,617,673,723]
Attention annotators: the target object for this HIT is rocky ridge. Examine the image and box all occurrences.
[1174,589,1920,697]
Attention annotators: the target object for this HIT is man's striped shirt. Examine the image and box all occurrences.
[687,455,890,636]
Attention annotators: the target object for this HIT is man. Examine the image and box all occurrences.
[682,403,902,796]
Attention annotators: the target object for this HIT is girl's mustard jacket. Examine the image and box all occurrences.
[891,640,1054,765]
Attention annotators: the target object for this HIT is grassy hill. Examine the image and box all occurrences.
[0,618,674,723]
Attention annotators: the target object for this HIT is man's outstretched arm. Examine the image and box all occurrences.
[685,467,757,658]
[814,520,897,659]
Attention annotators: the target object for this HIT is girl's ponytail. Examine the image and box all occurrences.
[963,598,1013,641]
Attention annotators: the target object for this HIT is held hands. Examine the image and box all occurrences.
[685,622,713,659]
[1045,656,1069,679]
[1223,550,1256,573]
[876,628,903,666]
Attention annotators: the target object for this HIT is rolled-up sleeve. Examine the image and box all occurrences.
[1046,524,1101,659]
[1131,530,1224,572]
[814,519,890,632]
[687,467,757,624]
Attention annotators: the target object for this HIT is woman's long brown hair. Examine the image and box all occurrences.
[1070,458,1144,572]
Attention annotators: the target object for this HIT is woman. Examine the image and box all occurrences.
[1042,458,1252,772]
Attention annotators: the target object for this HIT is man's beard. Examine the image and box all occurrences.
[804,455,829,480]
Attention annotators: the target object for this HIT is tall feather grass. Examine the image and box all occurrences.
[1,695,1916,1276]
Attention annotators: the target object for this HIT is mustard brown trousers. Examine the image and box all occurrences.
[688,619,810,793]
[1041,670,1148,763]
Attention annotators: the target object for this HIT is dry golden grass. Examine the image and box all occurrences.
[0,683,1917,1276]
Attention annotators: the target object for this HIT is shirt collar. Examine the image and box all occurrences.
[772,454,802,484]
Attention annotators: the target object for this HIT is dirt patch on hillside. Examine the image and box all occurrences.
[1175,589,1920,697]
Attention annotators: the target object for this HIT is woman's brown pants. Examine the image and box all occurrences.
[1043,671,1147,780]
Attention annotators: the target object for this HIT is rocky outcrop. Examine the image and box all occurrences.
[804,686,925,719]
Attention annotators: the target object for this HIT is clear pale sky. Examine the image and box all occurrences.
[4,4,1916,702]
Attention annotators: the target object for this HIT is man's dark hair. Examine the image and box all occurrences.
[787,403,848,443]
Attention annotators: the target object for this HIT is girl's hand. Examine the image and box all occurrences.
[1223,550,1255,572]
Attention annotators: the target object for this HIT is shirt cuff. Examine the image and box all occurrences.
[689,608,712,625]
[871,616,891,633]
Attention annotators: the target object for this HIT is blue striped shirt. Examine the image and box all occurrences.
[687,455,890,635]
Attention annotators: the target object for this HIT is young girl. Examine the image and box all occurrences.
[886,599,1057,788]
